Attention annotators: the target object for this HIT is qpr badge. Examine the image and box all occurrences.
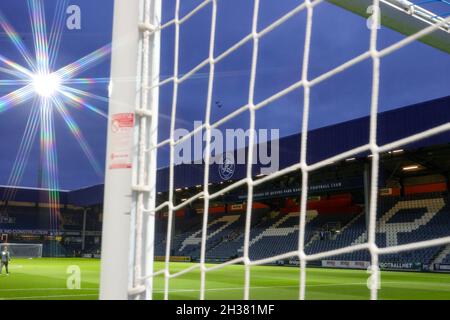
[218,153,235,181]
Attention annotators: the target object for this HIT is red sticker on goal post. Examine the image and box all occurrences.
[109,113,134,170]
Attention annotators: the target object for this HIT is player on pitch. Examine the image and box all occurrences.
[1,246,11,275]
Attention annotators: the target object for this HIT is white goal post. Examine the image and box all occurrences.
[100,0,161,300]
[1,243,43,258]
[101,0,450,300]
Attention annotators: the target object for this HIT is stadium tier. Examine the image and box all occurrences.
[152,191,450,271]
[3,188,450,270]
[0,185,103,257]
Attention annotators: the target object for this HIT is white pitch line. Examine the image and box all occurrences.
[2,280,449,299]
[152,281,405,294]
[0,288,98,292]
[154,280,450,294]
[1,293,98,300]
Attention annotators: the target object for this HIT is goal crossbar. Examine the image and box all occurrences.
[329,0,450,54]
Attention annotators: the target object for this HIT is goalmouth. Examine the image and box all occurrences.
[1,243,43,259]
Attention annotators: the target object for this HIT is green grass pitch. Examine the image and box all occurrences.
[0,258,449,300]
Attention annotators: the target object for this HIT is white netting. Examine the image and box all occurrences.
[130,0,450,300]
[2,243,43,258]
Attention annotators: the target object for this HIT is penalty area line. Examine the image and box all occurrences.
[0,288,99,292]
[152,281,405,293]
[1,293,98,300]
[152,280,450,294]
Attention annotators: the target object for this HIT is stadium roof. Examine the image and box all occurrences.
[156,95,450,192]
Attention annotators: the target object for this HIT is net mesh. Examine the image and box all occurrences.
[2,243,43,258]
[131,0,450,300]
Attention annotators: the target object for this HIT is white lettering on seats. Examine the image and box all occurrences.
[352,198,445,246]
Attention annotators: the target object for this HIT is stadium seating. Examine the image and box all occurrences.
[3,192,450,266]
[306,193,450,265]
[0,205,102,257]
[441,250,450,264]
[151,192,450,269]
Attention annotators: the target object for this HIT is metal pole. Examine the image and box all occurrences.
[363,162,371,233]
[141,0,161,300]
[82,208,87,251]
[100,0,141,300]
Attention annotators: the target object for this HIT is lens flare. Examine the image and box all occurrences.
[0,10,36,71]
[1,100,40,213]
[0,0,111,242]
[32,73,61,97]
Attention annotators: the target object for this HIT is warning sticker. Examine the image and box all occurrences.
[109,113,134,170]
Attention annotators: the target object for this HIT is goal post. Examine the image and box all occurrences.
[2,243,43,258]
[102,0,450,300]
[100,0,142,300]
[100,0,162,300]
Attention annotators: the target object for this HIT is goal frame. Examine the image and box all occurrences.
[329,0,450,54]
[101,0,450,300]
[100,0,161,300]
[1,243,43,258]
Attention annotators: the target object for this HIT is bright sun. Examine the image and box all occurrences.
[32,73,61,98]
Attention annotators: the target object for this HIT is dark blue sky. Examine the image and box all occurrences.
[0,0,449,189]
[0,0,113,190]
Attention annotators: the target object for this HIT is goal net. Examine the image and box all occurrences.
[102,0,450,300]
[2,243,43,259]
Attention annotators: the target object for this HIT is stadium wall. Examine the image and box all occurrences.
[155,95,450,191]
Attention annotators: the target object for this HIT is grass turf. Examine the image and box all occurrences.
[0,258,449,300]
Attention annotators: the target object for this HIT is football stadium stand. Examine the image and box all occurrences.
[151,191,450,271]
[3,187,448,271]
